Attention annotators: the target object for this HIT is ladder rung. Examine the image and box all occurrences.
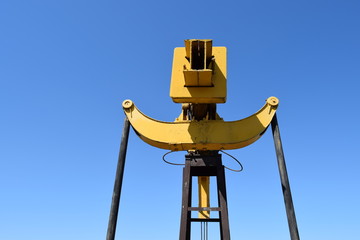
[188,207,221,211]
[191,218,220,222]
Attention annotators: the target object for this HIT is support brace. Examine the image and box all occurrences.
[271,114,300,240]
[106,117,130,240]
[179,152,230,240]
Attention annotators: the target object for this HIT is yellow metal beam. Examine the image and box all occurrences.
[122,97,279,151]
[183,39,213,87]
[198,176,210,219]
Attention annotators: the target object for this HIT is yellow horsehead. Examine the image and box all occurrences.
[122,39,279,151]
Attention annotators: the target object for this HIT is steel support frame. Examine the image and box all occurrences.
[104,114,300,240]
[179,152,230,240]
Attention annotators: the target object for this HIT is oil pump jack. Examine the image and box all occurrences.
[106,40,300,240]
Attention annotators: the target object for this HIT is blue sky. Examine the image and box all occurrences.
[1,0,359,239]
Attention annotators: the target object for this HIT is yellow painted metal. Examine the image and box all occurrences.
[183,69,213,87]
[169,40,227,104]
[122,97,279,151]
[198,176,210,219]
[183,40,213,87]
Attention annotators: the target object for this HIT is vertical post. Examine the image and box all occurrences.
[106,117,131,240]
[179,158,192,240]
[217,164,230,240]
[271,114,300,240]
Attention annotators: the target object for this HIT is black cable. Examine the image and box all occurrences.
[220,150,243,172]
[162,151,185,166]
[162,150,243,172]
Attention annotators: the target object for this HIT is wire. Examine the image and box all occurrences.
[200,221,208,240]
[162,150,243,172]
[162,151,185,166]
[220,150,243,172]
[205,222,208,240]
[201,222,203,240]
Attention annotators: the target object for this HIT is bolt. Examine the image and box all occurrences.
[122,99,133,109]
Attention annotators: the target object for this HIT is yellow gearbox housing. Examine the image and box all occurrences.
[169,39,227,104]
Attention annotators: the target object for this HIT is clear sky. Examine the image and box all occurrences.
[1,0,359,239]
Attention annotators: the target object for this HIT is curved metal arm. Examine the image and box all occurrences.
[122,97,279,151]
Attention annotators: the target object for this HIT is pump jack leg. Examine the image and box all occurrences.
[271,114,300,240]
[106,117,131,240]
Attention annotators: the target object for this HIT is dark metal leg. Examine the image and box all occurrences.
[271,114,300,240]
[187,173,192,240]
[217,165,230,240]
[106,117,131,240]
[180,160,192,240]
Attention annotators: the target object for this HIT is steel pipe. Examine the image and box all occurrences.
[106,117,130,240]
[271,114,300,240]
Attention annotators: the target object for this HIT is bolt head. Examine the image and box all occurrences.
[267,97,279,106]
[122,99,133,109]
